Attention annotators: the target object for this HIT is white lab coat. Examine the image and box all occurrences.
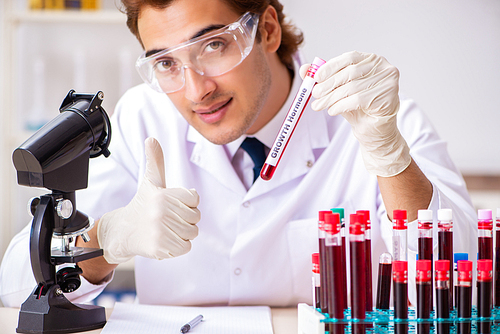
[0,70,477,308]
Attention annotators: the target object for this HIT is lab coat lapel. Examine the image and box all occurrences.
[187,127,247,195]
[246,108,330,200]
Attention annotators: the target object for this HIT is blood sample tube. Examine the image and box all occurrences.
[376,252,392,310]
[453,253,468,309]
[416,260,432,318]
[417,209,433,310]
[393,210,408,262]
[324,212,345,334]
[437,209,453,310]
[477,259,493,334]
[357,210,373,312]
[260,57,325,181]
[435,259,451,334]
[311,253,321,310]
[331,207,347,310]
[495,208,500,307]
[416,260,432,334]
[393,260,408,334]
[317,211,330,313]
[349,213,366,333]
[478,209,493,261]
[457,260,472,334]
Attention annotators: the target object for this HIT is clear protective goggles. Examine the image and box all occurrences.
[135,12,260,94]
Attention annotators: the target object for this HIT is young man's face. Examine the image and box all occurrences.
[137,0,274,145]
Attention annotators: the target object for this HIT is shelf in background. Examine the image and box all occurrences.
[10,9,126,24]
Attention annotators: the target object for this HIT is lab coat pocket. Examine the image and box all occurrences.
[286,218,319,302]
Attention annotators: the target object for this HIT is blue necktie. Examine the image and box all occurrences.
[240,137,266,183]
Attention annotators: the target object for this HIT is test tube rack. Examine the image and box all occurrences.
[297,303,500,334]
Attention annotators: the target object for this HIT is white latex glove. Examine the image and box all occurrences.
[300,51,411,177]
[97,137,200,264]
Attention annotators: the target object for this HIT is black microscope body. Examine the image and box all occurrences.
[12,90,111,333]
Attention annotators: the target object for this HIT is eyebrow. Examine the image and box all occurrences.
[145,24,226,58]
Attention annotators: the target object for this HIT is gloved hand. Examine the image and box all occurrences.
[300,51,411,177]
[97,137,201,264]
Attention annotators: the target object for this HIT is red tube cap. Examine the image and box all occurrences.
[324,212,340,235]
[318,210,331,221]
[416,259,432,272]
[393,210,407,220]
[349,214,365,235]
[477,259,493,272]
[457,260,472,272]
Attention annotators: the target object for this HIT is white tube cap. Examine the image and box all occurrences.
[418,209,433,221]
[437,208,452,221]
[478,209,492,220]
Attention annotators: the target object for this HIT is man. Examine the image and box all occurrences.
[0,0,477,307]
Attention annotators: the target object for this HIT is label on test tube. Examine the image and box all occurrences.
[260,57,326,181]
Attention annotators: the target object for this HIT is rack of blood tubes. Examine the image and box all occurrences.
[301,208,500,334]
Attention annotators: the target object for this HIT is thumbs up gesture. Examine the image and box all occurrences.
[97,137,201,264]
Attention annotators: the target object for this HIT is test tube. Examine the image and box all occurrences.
[260,57,326,180]
[324,212,345,334]
[477,259,493,334]
[393,260,408,334]
[331,208,347,310]
[417,209,433,310]
[393,210,408,262]
[435,259,451,334]
[357,210,373,312]
[416,260,432,319]
[349,213,366,333]
[376,252,392,310]
[495,208,500,307]
[453,253,468,309]
[457,260,472,334]
[478,209,493,260]
[437,209,454,310]
[317,211,330,313]
[311,253,320,310]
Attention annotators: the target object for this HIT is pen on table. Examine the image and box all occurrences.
[180,314,203,333]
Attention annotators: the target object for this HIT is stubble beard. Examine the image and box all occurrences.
[205,51,272,145]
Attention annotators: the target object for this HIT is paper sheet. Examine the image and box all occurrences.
[101,302,274,334]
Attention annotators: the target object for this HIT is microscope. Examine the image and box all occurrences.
[12,90,112,333]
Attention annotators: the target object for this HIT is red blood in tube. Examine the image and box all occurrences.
[317,211,330,314]
[357,210,373,312]
[349,214,366,334]
[477,259,493,334]
[416,260,432,334]
[260,163,275,181]
[376,260,392,310]
[435,260,451,334]
[438,229,453,310]
[457,260,472,334]
[324,213,345,334]
[496,226,500,307]
[393,260,408,334]
[479,237,493,261]
[312,253,321,310]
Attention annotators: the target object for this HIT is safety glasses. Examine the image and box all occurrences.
[136,12,260,93]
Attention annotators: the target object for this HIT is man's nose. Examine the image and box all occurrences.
[183,66,216,103]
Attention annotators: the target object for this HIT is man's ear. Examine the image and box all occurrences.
[259,5,282,53]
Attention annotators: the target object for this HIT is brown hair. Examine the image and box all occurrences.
[119,0,304,69]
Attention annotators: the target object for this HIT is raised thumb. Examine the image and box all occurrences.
[144,137,166,188]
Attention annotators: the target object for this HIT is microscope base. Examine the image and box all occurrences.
[16,284,106,334]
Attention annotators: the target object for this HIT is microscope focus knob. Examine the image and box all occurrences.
[28,197,41,216]
[56,199,73,219]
